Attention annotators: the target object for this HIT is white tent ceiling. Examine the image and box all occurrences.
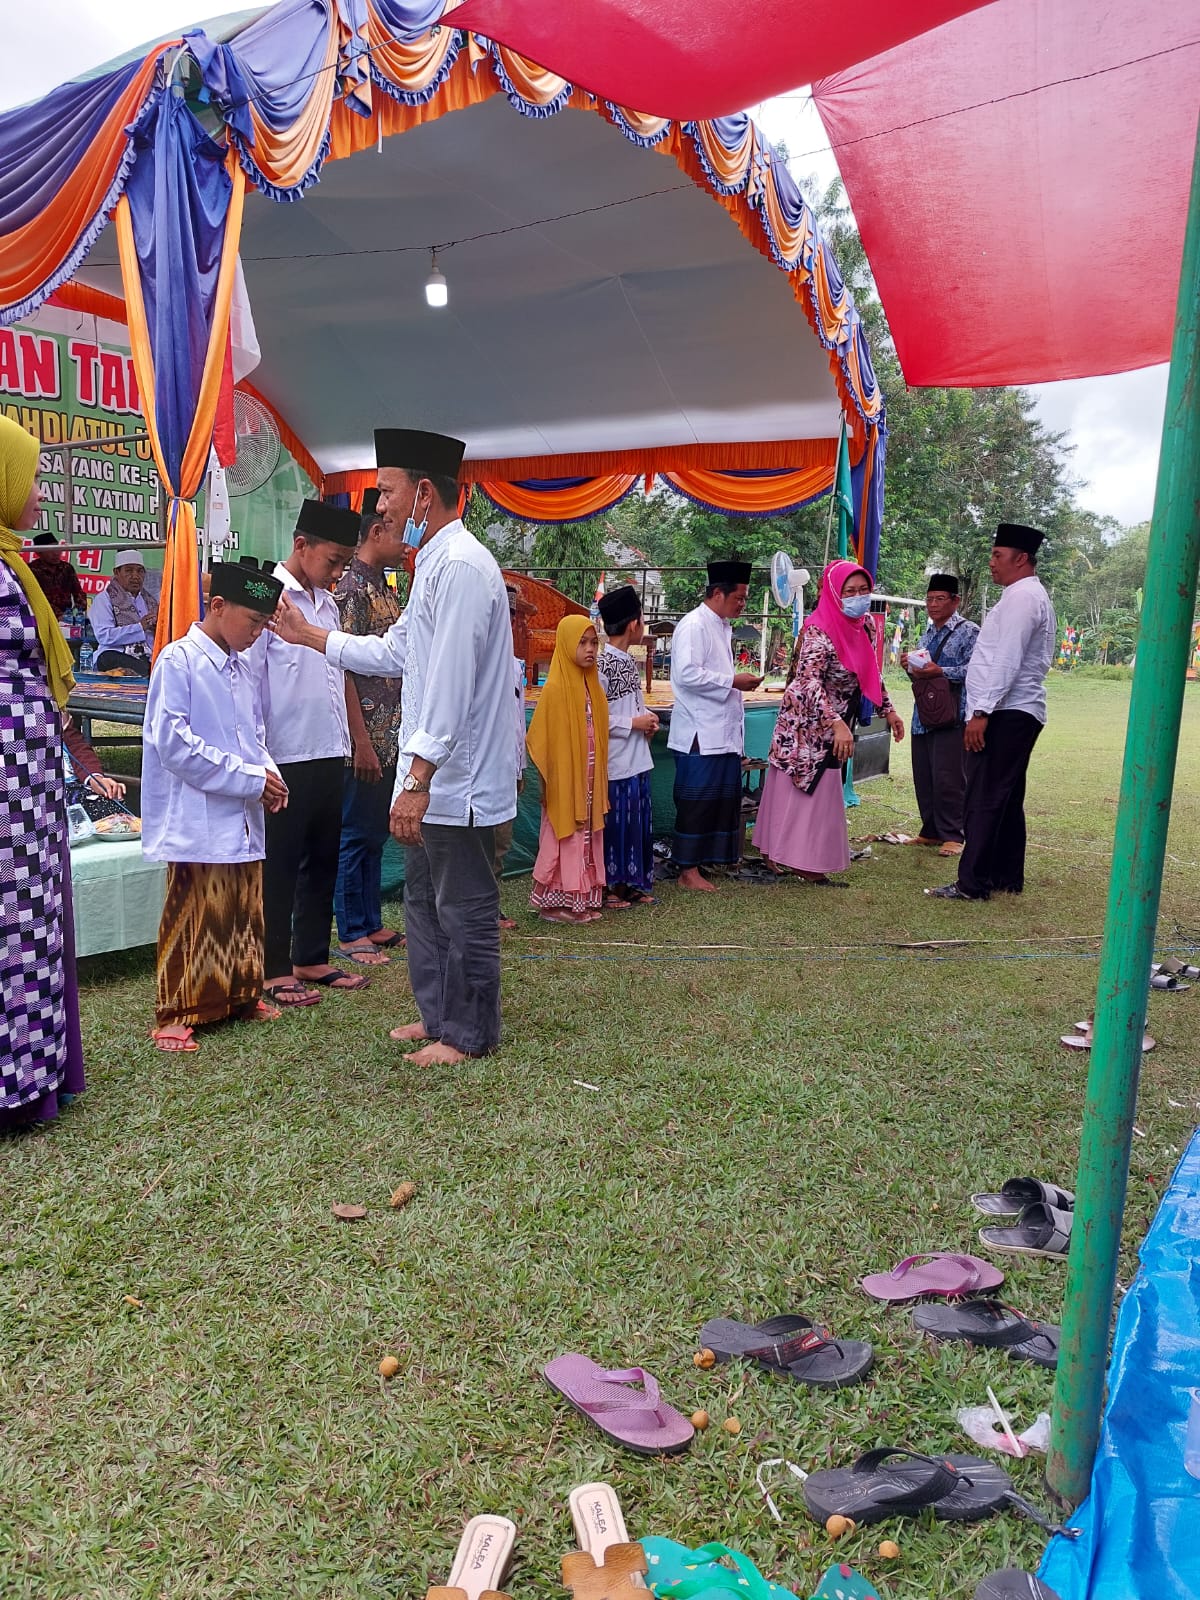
[79,91,842,473]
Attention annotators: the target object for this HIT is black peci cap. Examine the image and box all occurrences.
[295,499,361,549]
[209,561,283,616]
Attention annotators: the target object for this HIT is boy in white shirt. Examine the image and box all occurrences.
[142,561,286,1053]
[254,500,366,1004]
[597,585,659,906]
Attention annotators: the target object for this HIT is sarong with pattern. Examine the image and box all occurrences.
[1,566,68,1115]
[156,861,265,1027]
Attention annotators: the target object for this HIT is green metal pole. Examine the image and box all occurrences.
[1047,112,1200,1505]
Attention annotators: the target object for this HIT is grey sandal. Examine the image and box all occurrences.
[979,1200,1073,1259]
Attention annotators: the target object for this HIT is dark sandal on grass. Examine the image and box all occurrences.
[310,969,370,990]
[912,1299,1061,1368]
[699,1314,874,1388]
[370,931,404,949]
[974,1572,1064,1600]
[264,979,321,1007]
[971,1176,1074,1216]
[978,1200,1073,1259]
[803,1448,1012,1526]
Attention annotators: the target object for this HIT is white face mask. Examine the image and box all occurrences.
[841,594,871,619]
[402,486,428,550]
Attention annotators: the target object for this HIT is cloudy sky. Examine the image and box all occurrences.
[3,2,1169,529]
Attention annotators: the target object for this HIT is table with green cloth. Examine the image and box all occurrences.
[70,838,165,957]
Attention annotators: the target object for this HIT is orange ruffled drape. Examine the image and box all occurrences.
[115,161,247,656]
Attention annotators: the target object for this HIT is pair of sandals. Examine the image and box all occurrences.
[973,1177,1074,1261]
[544,1314,874,1459]
[859,1246,1060,1365]
[425,1484,647,1600]
[1150,954,1199,991]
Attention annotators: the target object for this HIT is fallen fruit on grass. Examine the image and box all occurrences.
[389,1182,418,1208]
[693,1347,717,1369]
[690,1410,710,1430]
[123,1294,143,1308]
[722,1416,741,1435]
[825,1515,856,1539]
[877,1541,900,1560]
[378,1355,401,1379]
[332,1202,367,1222]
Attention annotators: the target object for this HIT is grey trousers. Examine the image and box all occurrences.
[404,822,501,1056]
[911,725,967,843]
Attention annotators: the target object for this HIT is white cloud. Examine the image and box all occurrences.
[0,2,216,111]
[1028,367,1167,529]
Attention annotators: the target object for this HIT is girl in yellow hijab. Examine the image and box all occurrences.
[526,614,610,923]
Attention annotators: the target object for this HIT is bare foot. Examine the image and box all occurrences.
[151,1024,198,1053]
[678,867,717,892]
[389,1021,432,1042]
[403,1041,472,1066]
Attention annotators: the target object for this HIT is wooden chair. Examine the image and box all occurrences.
[501,571,589,685]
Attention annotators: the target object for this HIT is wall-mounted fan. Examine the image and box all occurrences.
[227,390,282,495]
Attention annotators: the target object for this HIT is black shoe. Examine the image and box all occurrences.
[925,882,985,900]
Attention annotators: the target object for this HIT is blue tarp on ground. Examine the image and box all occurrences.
[1040,1128,1200,1600]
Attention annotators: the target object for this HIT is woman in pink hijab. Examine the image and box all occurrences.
[754,559,904,883]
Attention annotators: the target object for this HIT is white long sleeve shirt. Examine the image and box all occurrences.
[598,644,654,781]
[89,585,150,651]
[250,564,350,765]
[325,519,517,827]
[668,602,744,755]
[966,575,1057,724]
[141,624,276,864]
[510,655,528,782]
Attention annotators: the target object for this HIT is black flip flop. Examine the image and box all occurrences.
[979,1201,1073,1259]
[912,1300,1061,1368]
[803,1448,1012,1527]
[263,979,321,1007]
[310,969,371,991]
[700,1314,874,1389]
[971,1177,1075,1217]
[974,1572,1063,1600]
[371,932,404,948]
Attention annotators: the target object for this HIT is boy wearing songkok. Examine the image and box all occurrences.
[597,584,659,906]
[255,499,367,1004]
[142,561,287,1053]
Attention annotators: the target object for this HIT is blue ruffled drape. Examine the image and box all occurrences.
[123,91,232,489]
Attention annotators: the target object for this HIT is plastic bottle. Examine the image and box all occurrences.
[78,641,95,673]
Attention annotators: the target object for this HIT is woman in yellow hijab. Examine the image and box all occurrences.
[0,414,86,1129]
[526,614,610,923]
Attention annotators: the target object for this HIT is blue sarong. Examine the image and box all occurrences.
[671,750,743,868]
[603,771,655,893]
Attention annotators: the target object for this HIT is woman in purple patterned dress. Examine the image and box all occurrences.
[754,559,905,883]
[0,415,85,1131]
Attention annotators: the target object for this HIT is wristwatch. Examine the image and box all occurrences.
[971,710,990,720]
[401,772,431,794]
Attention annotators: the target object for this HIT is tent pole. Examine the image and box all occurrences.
[1047,111,1200,1507]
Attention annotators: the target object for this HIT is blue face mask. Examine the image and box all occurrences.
[841,594,872,619]
[402,487,428,550]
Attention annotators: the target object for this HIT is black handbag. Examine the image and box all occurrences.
[911,628,960,731]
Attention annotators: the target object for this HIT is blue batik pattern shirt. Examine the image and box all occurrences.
[910,611,980,735]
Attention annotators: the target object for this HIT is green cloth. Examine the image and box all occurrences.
[70,838,166,957]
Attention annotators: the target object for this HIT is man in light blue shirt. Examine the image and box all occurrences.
[901,573,979,855]
[273,429,516,1064]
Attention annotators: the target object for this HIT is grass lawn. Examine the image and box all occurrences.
[3,674,1198,1600]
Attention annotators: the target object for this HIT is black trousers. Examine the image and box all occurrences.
[958,710,1043,898]
[263,757,345,976]
[96,648,150,678]
[405,822,502,1056]
[911,724,967,843]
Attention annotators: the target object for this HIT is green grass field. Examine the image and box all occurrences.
[3,675,1198,1600]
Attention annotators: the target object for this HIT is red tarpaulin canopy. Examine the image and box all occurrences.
[447,0,994,121]
[813,0,1199,385]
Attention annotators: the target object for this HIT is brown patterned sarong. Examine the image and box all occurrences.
[155,862,265,1028]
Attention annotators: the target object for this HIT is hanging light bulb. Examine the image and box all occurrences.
[425,248,448,309]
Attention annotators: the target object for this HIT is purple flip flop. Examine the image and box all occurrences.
[860,1252,1004,1303]
[543,1354,695,1455]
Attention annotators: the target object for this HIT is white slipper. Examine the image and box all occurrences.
[566,1482,647,1590]
[432,1513,517,1600]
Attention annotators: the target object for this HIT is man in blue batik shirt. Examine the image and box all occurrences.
[901,573,979,857]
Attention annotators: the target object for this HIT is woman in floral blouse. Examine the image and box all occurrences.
[754,559,904,883]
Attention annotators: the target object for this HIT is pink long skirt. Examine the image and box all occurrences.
[752,764,850,874]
